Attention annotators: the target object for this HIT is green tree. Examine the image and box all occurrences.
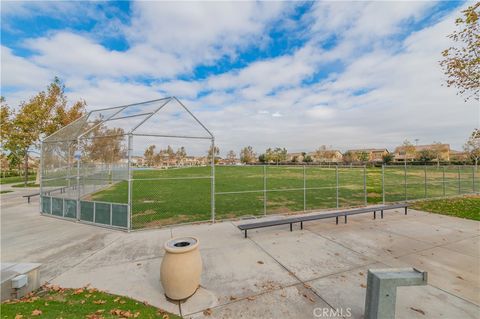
[342,151,356,164]
[240,146,256,164]
[303,155,313,163]
[358,151,370,163]
[382,153,394,164]
[440,2,479,101]
[2,78,85,185]
[416,149,435,163]
[464,128,480,169]
[144,145,156,166]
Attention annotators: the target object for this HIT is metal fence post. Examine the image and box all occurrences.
[263,165,267,215]
[127,134,133,231]
[364,165,367,206]
[473,165,476,193]
[336,165,339,209]
[39,141,43,214]
[211,137,215,223]
[404,164,407,201]
[458,166,461,194]
[442,166,446,197]
[424,165,427,199]
[76,138,81,221]
[303,165,306,212]
[382,164,385,205]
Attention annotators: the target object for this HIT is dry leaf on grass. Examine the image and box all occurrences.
[93,300,107,304]
[31,309,42,316]
[14,315,23,319]
[73,288,84,295]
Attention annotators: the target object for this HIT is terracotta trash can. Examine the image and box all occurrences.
[160,237,202,300]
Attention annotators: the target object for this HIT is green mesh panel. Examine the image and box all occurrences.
[95,202,111,225]
[112,204,128,228]
[80,201,94,222]
[41,196,51,214]
[64,199,77,218]
[52,197,63,216]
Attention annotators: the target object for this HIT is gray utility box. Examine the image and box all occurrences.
[1,263,41,301]
[364,268,428,319]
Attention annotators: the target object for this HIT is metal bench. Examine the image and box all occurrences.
[23,187,66,203]
[238,203,408,238]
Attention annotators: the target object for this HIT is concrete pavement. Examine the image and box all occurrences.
[1,188,479,318]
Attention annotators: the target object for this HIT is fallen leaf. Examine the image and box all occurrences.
[303,283,311,289]
[203,308,212,316]
[229,296,237,301]
[358,272,364,276]
[456,275,464,280]
[31,309,42,316]
[113,297,120,303]
[360,284,367,288]
[95,310,105,314]
[14,315,23,319]
[247,296,256,301]
[410,307,426,315]
[80,300,86,304]
[257,261,264,264]
[73,288,84,295]
[93,300,106,304]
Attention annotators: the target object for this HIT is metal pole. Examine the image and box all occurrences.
[458,166,461,194]
[76,138,81,221]
[263,165,267,215]
[39,141,43,214]
[424,165,427,199]
[442,166,446,197]
[404,164,407,201]
[473,165,476,194]
[211,138,215,223]
[364,165,367,206]
[336,165,339,209]
[127,134,133,231]
[382,164,385,205]
[303,165,306,212]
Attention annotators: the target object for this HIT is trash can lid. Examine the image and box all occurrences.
[164,237,199,253]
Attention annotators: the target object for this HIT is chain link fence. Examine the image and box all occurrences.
[39,99,478,230]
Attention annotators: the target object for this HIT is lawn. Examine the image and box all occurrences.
[0,175,36,184]
[84,165,477,229]
[1,285,180,319]
[411,195,480,221]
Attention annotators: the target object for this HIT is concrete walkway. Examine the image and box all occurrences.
[1,190,479,318]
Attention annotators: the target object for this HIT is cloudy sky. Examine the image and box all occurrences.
[1,1,478,156]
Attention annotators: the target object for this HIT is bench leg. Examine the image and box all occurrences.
[381,210,384,219]
[300,221,303,230]
[344,215,347,224]
[336,216,339,225]
[374,211,376,219]
[244,230,247,238]
[405,207,407,215]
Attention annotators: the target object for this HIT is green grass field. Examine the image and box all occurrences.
[1,285,179,319]
[86,165,477,229]
[411,195,480,221]
[0,175,36,184]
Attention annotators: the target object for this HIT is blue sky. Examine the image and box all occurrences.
[1,1,478,155]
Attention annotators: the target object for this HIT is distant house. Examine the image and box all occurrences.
[287,152,305,163]
[449,150,469,162]
[346,148,389,162]
[393,144,450,162]
[308,150,343,163]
